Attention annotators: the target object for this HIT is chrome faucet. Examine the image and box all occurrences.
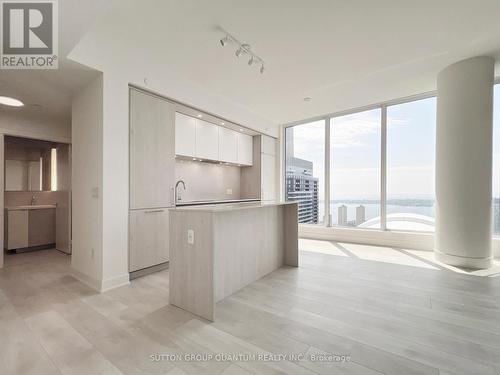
[175,180,186,204]
[30,195,36,206]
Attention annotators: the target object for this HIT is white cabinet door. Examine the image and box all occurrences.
[195,119,219,161]
[6,210,28,250]
[129,208,170,272]
[175,112,196,157]
[218,127,239,164]
[261,153,277,201]
[261,135,277,156]
[238,133,253,166]
[130,89,176,209]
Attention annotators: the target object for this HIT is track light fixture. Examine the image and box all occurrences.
[220,36,229,46]
[218,27,266,74]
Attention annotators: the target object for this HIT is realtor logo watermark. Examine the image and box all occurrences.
[0,0,58,69]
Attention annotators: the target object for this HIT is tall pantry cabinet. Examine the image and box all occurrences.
[129,88,175,273]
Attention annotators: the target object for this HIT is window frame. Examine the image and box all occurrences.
[283,91,437,234]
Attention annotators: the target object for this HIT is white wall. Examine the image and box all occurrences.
[71,75,106,289]
[0,112,70,143]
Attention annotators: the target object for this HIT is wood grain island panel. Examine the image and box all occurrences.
[169,202,298,321]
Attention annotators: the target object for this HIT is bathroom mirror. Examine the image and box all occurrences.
[5,159,42,191]
[4,136,58,192]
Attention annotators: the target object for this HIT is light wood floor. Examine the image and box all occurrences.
[1,241,500,375]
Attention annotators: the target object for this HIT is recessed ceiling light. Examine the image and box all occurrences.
[0,96,24,107]
[197,114,203,118]
[221,122,225,125]
[303,97,312,102]
[239,128,244,132]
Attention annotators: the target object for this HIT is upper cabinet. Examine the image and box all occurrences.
[175,113,196,157]
[195,119,219,161]
[238,133,253,166]
[219,127,239,164]
[130,89,176,209]
[174,113,253,166]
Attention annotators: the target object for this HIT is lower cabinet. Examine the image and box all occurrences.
[5,208,56,250]
[5,209,28,250]
[28,208,56,247]
[129,208,170,272]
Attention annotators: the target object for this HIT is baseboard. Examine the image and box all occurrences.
[70,267,102,292]
[129,262,169,280]
[70,267,130,293]
[100,273,130,292]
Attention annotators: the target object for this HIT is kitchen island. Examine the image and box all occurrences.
[169,201,298,321]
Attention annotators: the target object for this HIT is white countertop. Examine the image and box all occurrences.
[5,204,56,211]
[170,201,297,213]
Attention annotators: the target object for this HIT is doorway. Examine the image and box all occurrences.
[3,136,71,260]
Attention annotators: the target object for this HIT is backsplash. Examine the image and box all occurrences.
[5,191,67,207]
[175,160,241,202]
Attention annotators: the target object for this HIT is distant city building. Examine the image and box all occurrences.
[356,205,366,225]
[338,205,348,226]
[286,128,319,224]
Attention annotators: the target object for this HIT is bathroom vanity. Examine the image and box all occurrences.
[4,205,56,251]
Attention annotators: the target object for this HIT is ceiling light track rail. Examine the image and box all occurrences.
[219,27,265,74]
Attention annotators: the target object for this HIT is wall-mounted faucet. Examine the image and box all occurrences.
[30,195,36,206]
[175,180,186,204]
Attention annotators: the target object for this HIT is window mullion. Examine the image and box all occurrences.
[381,105,387,231]
[324,117,331,226]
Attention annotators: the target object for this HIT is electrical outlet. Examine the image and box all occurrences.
[226,188,233,195]
[187,229,195,245]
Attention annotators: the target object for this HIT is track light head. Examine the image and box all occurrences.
[260,64,265,74]
[248,56,254,66]
[235,47,243,57]
[220,36,229,46]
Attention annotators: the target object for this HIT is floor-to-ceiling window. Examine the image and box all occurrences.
[285,120,325,224]
[284,94,437,232]
[493,84,500,236]
[386,97,436,232]
[330,109,381,228]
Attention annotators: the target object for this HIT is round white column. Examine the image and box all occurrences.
[435,56,494,269]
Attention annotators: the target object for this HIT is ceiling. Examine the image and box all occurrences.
[0,0,116,124]
[3,0,500,127]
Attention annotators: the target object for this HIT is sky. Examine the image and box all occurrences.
[289,86,500,201]
[286,95,468,201]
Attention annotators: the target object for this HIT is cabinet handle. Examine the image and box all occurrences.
[145,209,164,214]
